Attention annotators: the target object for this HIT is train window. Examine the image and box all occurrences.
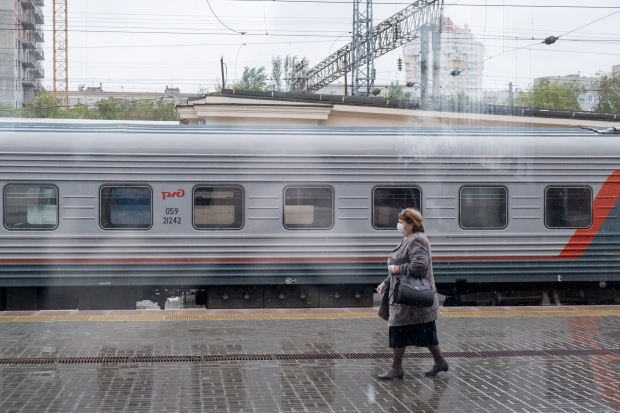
[100,186,152,230]
[193,186,244,229]
[545,187,592,229]
[4,185,58,230]
[373,187,421,229]
[284,187,333,229]
[460,187,507,229]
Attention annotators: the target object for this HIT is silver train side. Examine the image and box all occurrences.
[1,122,620,309]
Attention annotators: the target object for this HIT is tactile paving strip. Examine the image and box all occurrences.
[0,348,618,365]
[1,308,620,323]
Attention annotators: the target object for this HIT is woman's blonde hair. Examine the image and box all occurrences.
[398,208,425,233]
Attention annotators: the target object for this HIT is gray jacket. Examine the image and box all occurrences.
[383,232,439,327]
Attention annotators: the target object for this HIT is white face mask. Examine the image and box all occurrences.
[397,223,406,235]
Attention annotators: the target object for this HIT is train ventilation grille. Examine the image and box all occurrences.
[0,348,618,365]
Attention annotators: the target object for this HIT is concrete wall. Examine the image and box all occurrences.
[0,0,17,107]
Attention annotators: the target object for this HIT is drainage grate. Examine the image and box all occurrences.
[0,348,618,365]
[544,349,613,357]
[479,350,548,358]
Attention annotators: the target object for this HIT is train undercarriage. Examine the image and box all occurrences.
[1,281,620,311]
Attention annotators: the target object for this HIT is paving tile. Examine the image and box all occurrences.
[1,314,620,411]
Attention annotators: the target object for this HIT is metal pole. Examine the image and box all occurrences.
[431,18,442,109]
[344,55,348,96]
[220,57,226,90]
[420,25,429,107]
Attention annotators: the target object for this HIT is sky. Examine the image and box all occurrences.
[39,0,620,95]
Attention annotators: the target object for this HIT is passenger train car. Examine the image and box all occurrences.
[1,121,619,310]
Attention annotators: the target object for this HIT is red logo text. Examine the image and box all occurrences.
[162,189,185,200]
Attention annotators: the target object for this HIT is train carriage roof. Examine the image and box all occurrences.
[0,120,617,158]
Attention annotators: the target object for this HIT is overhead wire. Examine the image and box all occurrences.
[204,0,247,34]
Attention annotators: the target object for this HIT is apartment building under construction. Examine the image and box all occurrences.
[0,0,45,108]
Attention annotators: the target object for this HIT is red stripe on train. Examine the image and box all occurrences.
[557,170,620,259]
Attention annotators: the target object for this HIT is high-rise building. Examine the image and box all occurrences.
[613,65,620,76]
[403,17,484,100]
[0,0,45,108]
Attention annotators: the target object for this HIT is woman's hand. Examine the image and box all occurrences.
[377,282,387,294]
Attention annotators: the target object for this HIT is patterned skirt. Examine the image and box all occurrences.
[388,320,439,348]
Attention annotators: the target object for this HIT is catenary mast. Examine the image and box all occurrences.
[291,0,443,95]
[52,0,68,107]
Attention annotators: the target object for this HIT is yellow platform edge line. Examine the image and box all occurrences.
[1,310,620,323]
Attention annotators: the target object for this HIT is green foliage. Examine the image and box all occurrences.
[284,55,308,92]
[22,90,65,118]
[121,100,177,121]
[196,85,210,95]
[95,97,123,120]
[387,81,405,100]
[445,91,473,105]
[269,56,283,91]
[17,90,177,121]
[0,103,16,118]
[233,66,269,91]
[516,78,586,111]
[228,54,308,92]
[593,71,620,114]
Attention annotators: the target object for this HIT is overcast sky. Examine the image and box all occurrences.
[39,0,620,94]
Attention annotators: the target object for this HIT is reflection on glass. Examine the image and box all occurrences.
[373,187,421,229]
[545,187,592,228]
[100,186,152,229]
[284,187,333,229]
[460,187,507,229]
[194,186,243,229]
[4,185,58,230]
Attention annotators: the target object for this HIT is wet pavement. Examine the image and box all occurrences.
[1,307,620,412]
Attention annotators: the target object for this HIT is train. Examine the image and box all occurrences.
[1,120,620,310]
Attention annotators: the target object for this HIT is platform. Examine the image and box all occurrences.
[1,306,620,412]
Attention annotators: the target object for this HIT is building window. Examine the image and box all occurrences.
[193,186,244,229]
[284,187,333,229]
[545,187,591,228]
[373,187,421,230]
[100,186,152,229]
[460,187,507,229]
[4,185,58,230]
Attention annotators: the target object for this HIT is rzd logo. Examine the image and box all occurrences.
[162,189,185,200]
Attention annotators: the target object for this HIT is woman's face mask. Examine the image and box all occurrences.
[397,223,406,235]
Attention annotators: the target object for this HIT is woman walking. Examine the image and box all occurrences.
[376,208,448,379]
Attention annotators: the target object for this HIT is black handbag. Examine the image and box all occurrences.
[378,280,390,321]
[392,266,434,308]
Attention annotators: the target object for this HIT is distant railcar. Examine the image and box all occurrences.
[1,121,619,310]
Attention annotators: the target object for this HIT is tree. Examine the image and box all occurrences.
[387,81,405,100]
[65,103,95,119]
[284,55,309,91]
[0,103,16,118]
[95,97,123,120]
[593,71,620,114]
[269,56,283,91]
[233,66,268,91]
[516,78,585,111]
[22,90,65,118]
[122,100,177,121]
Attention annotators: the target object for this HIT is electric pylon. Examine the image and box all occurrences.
[53,0,68,107]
